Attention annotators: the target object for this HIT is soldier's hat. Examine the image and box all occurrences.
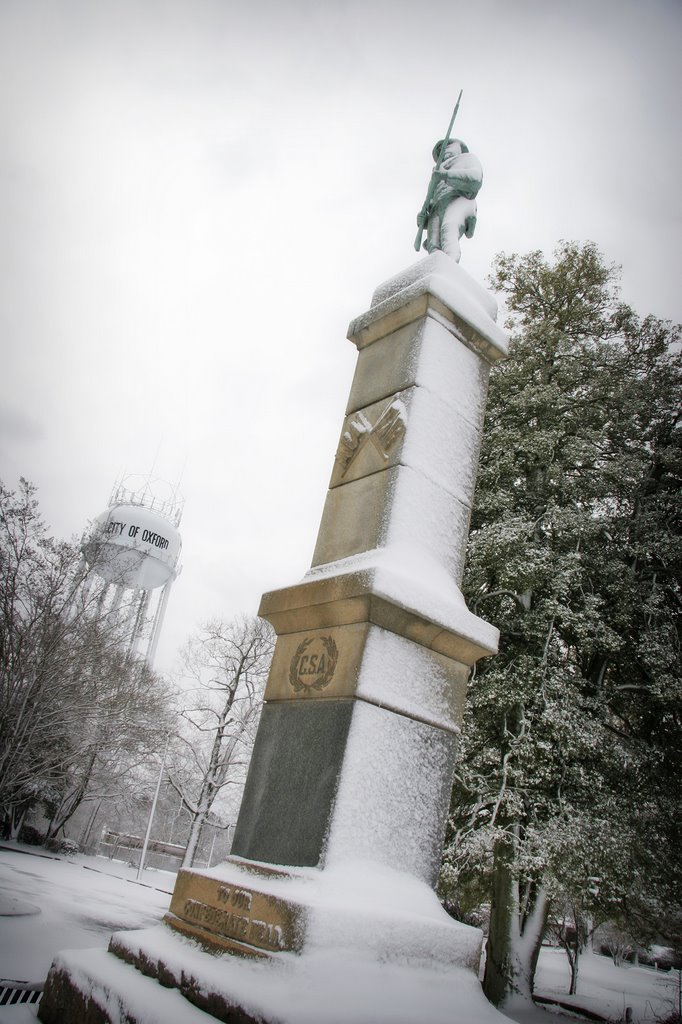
[432,138,469,161]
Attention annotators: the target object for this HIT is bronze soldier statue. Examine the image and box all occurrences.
[414,93,483,263]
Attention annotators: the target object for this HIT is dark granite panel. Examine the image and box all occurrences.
[231,700,354,867]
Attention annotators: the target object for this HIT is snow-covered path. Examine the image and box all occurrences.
[0,843,678,1024]
[0,843,173,983]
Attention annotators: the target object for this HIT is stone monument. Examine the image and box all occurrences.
[39,119,511,1024]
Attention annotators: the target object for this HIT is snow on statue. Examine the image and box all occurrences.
[414,91,483,263]
[422,138,482,261]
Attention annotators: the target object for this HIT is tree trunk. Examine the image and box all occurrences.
[569,953,579,995]
[484,833,517,1006]
[182,813,203,868]
[79,799,103,851]
[560,935,579,997]
[483,830,549,1007]
[8,805,26,841]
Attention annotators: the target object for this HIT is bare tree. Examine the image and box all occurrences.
[548,902,595,995]
[596,921,636,968]
[168,615,273,868]
[0,478,171,839]
[42,654,172,840]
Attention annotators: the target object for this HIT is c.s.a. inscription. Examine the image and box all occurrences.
[289,635,338,693]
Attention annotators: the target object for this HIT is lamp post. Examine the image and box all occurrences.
[136,733,170,882]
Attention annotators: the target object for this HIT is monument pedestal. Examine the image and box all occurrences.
[39,253,511,1024]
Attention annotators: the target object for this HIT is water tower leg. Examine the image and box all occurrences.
[127,590,150,659]
[145,582,172,667]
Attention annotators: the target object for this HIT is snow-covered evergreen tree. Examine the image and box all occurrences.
[440,242,681,1007]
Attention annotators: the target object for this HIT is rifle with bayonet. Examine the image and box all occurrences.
[413,89,463,252]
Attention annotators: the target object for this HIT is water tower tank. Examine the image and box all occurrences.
[86,503,182,589]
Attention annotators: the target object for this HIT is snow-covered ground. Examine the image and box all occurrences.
[511,948,680,1024]
[0,842,678,1024]
[0,842,173,1022]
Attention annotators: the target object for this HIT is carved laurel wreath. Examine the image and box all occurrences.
[289,635,339,694]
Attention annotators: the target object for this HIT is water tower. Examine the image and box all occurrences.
[82,475,183,666]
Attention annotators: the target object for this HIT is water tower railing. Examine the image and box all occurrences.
[109,485,184,527]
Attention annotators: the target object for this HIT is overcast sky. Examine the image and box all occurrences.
[1,0,680,673]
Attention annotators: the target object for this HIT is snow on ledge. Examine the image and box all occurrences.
[303,544,499,655]
[349,252,509,361]
[185,856,483,970]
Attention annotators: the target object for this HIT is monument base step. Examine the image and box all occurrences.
[164,857,482,967]
[37,945,232,1024]
[39,924,514,1024]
